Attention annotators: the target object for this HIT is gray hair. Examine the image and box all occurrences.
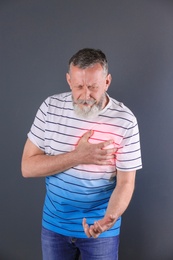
[68,48,108,75]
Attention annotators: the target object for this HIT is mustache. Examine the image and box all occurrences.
[74,99,96,105]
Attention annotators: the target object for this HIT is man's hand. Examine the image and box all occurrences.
[74,130,116,165]
[82,215,117,238]
[21,130,116,177]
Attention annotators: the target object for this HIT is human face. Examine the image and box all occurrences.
[66,64,112,118]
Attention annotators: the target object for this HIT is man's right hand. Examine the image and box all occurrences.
[21,130,116,178]
[74,130,116,165]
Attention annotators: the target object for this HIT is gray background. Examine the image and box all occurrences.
[1,1,173,259]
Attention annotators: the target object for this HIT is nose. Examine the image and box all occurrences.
[82,87,91,100]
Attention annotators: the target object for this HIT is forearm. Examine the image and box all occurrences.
[105,179,135,221]
[82,174,136,238]
[22,150,79,178]
[22,133,116,178]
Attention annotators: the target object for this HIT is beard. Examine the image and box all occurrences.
[73,94,106,119]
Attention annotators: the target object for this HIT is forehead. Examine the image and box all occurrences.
[69,64,105,84]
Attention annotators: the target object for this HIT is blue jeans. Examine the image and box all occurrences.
[41,227,119,260]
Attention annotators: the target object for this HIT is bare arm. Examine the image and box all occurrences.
[21,130,116,178]
[83,169,136,238]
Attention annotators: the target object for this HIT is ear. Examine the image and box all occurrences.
[66,73,72,89]
[105,74,112,91]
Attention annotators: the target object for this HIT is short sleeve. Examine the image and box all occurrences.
[27,97,50,151]
[116,117,142,171]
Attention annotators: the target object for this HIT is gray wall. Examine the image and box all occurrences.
[1,1,173,259]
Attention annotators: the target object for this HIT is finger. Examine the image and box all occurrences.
[99,148,116,159]
[97,150,116,164]
[98,139,114,149]
[82,218,91,238]
[100,148,116,156]
[89,225,101,238]
[77,130,93,145]
[95,159,115,166]
[81,130,94,141]
[93,221,104,233]
[106,154,116,160]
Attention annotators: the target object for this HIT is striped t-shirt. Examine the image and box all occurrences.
[28,92,142,238]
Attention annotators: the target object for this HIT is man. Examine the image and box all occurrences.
[21,48,142,260]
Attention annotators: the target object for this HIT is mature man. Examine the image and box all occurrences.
[21,48,142,260]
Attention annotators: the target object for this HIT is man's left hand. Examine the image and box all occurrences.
[82,215,117,238]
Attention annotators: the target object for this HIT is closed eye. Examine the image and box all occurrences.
[75,85,83,90]
[88,85,98,91]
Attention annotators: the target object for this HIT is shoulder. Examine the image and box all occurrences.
[46,92,72,105]
[38,92,72,115]
[108,95,137,124]
[41,92,72,109]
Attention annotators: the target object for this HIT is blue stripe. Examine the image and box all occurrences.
[30,130,44,141]
[116,156,142,162]
[51,93,71,102]
[39,107,47,117]
[53,174,116,186]
[48,189,111,204]
[100,114,133,123]
[49,182,114,196]
[117,164,142,170]
[49,104,73,111]
[123,131,139,140]
[44,145,68,153]
[71,167,115,174]
[33,123,44,133]
[35,115,45,124]
[45,137,74,146]
[45,127,123,141]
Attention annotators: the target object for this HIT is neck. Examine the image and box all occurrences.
[102,93,109,109]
